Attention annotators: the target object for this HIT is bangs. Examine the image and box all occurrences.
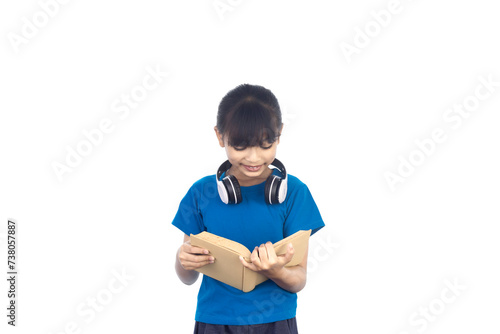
[223,100,280,148]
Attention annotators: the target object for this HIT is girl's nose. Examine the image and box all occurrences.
[246,147,259,162]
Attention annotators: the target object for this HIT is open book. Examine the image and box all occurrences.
[190,229,311,292]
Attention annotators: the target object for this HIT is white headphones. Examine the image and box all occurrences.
[216,158,288,205]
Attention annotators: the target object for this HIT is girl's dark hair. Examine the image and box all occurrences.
[216,84,282,149]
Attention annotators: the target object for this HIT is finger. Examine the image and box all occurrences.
[184,243,210,255]
[187,253,214,264]
[181,254,215,270]
[183,261,212,270]
[251,247,262,267]
[277,243,294,265]
[179,250,214,264]
[239,256,258,271]
[258,243,269,261]
[264,242,277,261]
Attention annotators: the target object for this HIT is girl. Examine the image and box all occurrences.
[172,84,325,334]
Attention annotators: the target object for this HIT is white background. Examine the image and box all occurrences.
[1,0,500,333]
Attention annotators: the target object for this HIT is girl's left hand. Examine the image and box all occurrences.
[239,242,294,278]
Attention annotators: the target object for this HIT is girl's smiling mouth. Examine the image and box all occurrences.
[243,165,262,172]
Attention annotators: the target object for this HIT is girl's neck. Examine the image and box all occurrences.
[228,166,273,187]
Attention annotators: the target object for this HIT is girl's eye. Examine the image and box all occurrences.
[232,144,272,151]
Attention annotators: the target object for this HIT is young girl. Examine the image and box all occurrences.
[172,84,325,333]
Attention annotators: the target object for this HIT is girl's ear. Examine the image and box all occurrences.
[214,126,225,147]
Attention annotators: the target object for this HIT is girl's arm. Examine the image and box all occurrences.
[239,241,308,293]
[175,234,214,285]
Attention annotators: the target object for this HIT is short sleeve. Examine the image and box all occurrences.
[172,183,205,236]
[284,181,325,237]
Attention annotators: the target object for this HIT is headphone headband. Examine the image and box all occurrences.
[269,158,287,180]
[216,160,233,182]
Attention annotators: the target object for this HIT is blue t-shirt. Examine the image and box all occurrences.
[172,170,325,325]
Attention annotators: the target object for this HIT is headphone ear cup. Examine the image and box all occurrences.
[265,175,281,204]
[278,177,287,203]
[222,175,242,204]
[217,178,229,204]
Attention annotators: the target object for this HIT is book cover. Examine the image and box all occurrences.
[190,229,311,292]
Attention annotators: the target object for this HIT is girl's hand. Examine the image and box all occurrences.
[177,240,214,271]
[239,242,294,278]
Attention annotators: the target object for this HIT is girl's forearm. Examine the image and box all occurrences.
[267,265,307,293]
[175,248,200,285]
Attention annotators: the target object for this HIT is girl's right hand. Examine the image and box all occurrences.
[177,239,214,271]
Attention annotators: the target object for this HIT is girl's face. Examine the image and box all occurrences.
[215,127,281,186]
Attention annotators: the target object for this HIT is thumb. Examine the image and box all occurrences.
[279,243,295,265]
